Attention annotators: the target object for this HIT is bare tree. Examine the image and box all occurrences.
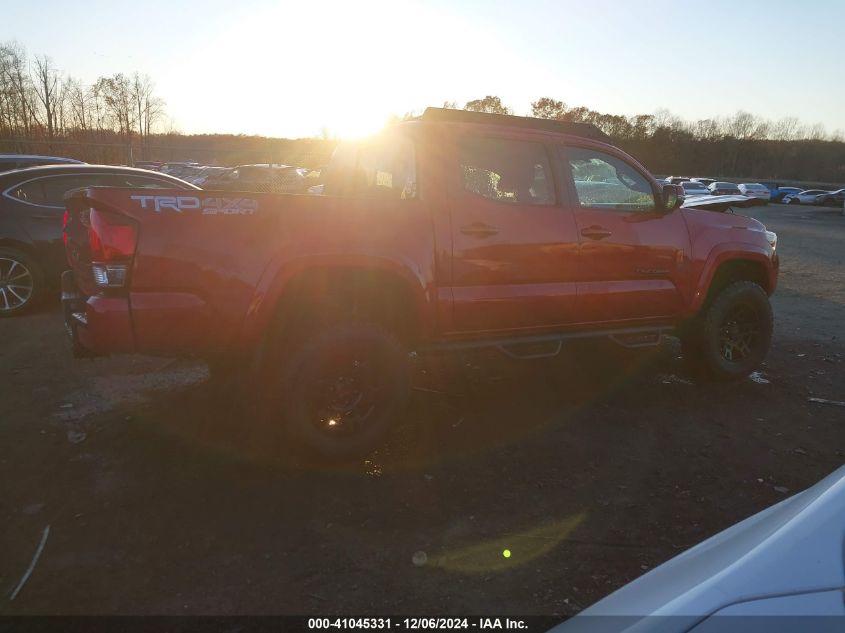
[627,114,656,139]
[692,118,721,141]
[531,97,567,119]
[65,76,90,132]
[94,73,135,138]
[725,110,756,139]
[32,55,62,148]
[0,41,38,140]
[464,95,512,115]
[807,122,827,141]
[771,116,800,141]
[652,108,674,129]
[131,73,165,139]
[131,73,165,157]
[751,115,771,140]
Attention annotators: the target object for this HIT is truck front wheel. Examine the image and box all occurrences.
[277,322,411,459]
[681,281,773,381]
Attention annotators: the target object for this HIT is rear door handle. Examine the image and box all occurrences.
[580,226,612,240]
[460,222,499,238]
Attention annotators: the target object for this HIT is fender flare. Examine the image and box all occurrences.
[689,243,776,315]
[240,253,435,349]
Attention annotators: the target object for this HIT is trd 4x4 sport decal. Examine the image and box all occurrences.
[129,195,258,215]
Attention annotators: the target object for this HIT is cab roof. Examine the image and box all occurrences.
[419,107,611,143]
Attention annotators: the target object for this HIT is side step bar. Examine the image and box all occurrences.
[420,325,674,359]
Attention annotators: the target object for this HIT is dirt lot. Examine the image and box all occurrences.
[2,203,845,616]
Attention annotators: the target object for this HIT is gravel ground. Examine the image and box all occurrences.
[1,203,844,616]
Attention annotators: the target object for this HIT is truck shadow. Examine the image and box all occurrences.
[140,338,681,472]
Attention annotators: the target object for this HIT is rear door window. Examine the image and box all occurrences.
[458,136,554,205]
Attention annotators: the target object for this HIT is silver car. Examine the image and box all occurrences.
[782,189,830,205]
[680,180,711,199]
[738,183,771,202]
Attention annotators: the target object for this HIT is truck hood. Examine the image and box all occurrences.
[556,465,845,630]
[681,194,765,213]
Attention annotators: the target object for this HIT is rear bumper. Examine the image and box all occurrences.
[61,270,135,357]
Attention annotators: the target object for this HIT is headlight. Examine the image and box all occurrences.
[765,230,778,251]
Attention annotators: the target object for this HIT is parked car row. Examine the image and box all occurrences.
[660,176,771,202]
[657,176,845,206]
[138,160,313,193]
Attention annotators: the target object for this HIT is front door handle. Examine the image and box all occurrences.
[580,225,612,240]
[460,222,499,238]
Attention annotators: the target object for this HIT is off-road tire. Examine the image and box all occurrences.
[681,281,773,381]
[274,321,410,460]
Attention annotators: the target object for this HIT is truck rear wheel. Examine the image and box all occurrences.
[681,281,773,381]
[276,322,410,459]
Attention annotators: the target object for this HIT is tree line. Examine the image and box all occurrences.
[458,96,845,184]
[0,41,167,162]
[1,40,843,182]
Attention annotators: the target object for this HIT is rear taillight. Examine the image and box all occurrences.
[62,210,72,266]
[85,209,138,288]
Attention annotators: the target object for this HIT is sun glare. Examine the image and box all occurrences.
[170,0,548,138]
[330,107,392,140]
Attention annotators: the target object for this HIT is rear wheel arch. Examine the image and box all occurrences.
[266,265,427,346]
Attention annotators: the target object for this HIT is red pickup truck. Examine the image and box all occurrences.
[61,108,778,457]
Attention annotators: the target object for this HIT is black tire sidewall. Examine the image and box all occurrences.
[279,322,410,459]
[699,281,773,380]
[0,247,44,317]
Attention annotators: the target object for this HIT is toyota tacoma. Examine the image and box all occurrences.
[61,108,779,457]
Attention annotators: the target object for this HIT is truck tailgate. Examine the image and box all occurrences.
[63,187,306,354]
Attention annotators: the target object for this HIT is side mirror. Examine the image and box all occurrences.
[662,183,682,212]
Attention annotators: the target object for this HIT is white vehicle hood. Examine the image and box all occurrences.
[556,465,845,631]
[681,195,763,212]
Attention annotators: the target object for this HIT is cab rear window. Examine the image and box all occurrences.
[323,136,417,199]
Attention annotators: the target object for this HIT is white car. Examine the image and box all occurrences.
[557,464,845,630]
[738,183,771,202]
[680,180,712,199]
[782,189,829,205]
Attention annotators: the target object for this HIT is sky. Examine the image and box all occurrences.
[4,0,844,139]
